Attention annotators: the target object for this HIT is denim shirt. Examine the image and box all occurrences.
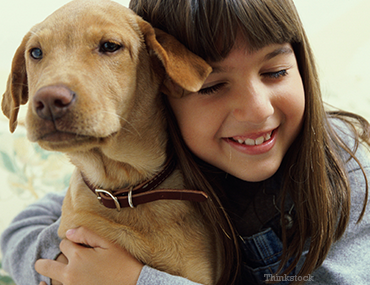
[236,216,297,285]
[221,160,297,284]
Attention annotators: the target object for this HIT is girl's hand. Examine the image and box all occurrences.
[35,227,143,285]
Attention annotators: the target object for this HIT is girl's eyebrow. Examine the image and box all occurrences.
[210,46,294,74]
[264,46,293,61]
[211,65,231,74]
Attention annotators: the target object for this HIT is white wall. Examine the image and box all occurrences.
[295,0,370,120]
[1,0,369,119]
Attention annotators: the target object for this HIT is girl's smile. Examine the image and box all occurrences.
[168,38,305,182]
[225,127,278,155]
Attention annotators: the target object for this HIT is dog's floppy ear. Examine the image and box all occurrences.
[2,32,30,133]
[139,21,212,98]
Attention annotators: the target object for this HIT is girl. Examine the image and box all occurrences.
[2,0,370,284]
[131,0,370,283]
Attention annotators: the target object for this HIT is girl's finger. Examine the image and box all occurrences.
[35,259,66,283]
[66,227,108,248]
[59,238,83,258]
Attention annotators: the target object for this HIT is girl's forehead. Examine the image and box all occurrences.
[210,33,293,65]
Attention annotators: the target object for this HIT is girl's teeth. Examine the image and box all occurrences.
[245,138,255,146]
[233,131,273,146]
[255,136,265,145]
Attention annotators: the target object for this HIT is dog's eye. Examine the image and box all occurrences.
[30,48,43,60]
[99,41,122,53]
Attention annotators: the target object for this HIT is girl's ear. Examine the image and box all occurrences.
[138,20,212,98]
[2,32,30,133]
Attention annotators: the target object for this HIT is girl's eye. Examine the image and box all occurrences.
[30,48,43,60]
[263,69,288,79]
[198,83,225,95]
[99,41,123,53]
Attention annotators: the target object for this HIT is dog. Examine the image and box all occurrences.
[1,0,221,283]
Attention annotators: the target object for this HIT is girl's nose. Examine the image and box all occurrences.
[231,83,274,125]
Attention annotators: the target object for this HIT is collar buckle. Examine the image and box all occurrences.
[95,189,121,212]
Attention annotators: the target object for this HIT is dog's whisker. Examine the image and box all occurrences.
[100,111,142,138]
[30,30,41,38]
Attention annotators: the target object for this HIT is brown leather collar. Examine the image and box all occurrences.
[82,158,208,211]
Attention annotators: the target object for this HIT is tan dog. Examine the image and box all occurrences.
[1,0,220,283]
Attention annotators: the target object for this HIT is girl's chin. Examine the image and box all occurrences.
[219,155,283,182]
[230,169,279,182]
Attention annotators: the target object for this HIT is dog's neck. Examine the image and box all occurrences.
[67,87,169,190]
[68,142,167,191]
[82,153,174,189]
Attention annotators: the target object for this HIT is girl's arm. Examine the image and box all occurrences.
[138,266,203,285]
[1,191,202,285]
[0,191,64,285]
[35,226,202,285]
[298,140,370,284]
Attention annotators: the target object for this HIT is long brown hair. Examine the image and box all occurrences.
[130,0,369,284]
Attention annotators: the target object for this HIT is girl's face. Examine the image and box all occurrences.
[168,38,305,182]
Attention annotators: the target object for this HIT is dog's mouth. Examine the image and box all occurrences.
[40,130,117,141]
[38,130,116,151]
[41,131,91,143]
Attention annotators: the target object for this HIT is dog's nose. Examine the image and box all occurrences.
[33,85,76,121]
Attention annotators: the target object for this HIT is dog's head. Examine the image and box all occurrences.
[2,0,211,154]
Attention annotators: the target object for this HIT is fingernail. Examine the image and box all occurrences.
[66,228,76,237]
